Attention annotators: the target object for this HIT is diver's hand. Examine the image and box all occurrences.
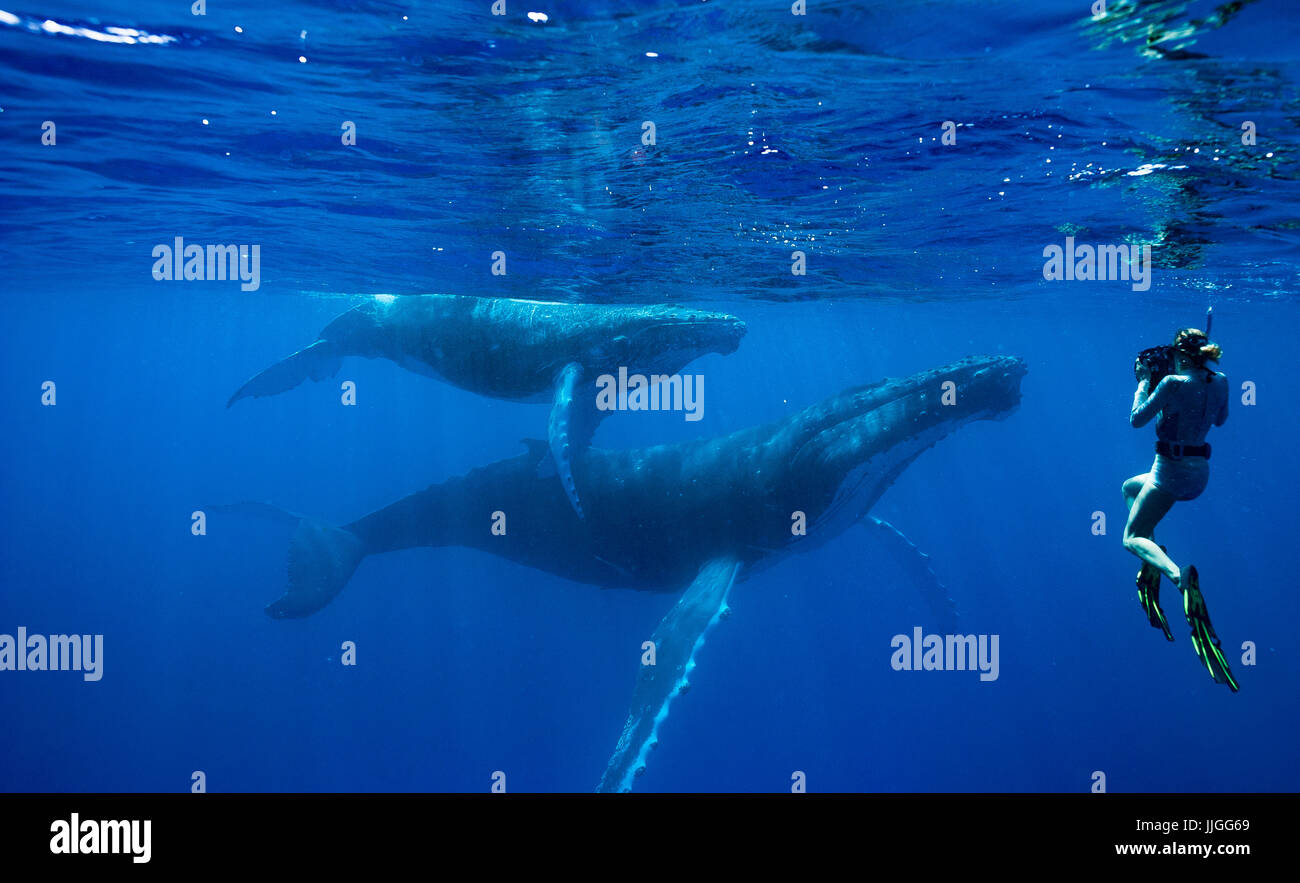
[1133,354,1152,383]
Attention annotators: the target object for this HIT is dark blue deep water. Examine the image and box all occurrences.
[2,0,1298,793]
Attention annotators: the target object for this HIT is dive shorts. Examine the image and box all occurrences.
[1150,453,1209,502]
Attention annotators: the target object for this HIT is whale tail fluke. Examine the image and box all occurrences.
[227,340,344,408]
[265,518,365,619]
[209,503,364,618]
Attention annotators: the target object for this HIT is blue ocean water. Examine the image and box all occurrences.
[1,0,1297,793]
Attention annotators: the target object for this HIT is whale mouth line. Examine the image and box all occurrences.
[635,314,743,331]
[622,315,747,358]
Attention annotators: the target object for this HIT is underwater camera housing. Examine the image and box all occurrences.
[1134,345,1175,385]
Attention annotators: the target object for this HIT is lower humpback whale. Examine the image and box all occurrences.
[227,293,747,518]
[248,355,1026,791]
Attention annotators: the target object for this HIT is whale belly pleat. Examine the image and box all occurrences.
[597,556,741,792]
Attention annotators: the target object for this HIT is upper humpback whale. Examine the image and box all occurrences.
[236,354,1026,791]
[227,293,747,517]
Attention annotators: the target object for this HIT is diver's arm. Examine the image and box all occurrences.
[1130,376,1169,428]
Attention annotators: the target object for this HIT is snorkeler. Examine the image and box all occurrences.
[1123,327,1238,692]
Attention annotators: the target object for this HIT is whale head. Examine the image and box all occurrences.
[576,354,1026,571]
[772,355,1028,545]
[600,305,747,373]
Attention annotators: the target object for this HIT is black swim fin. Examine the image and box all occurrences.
[1181,566,1239,693]
[1136,556,1174,642]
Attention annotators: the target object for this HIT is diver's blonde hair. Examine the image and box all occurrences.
[1174,328,1222,363]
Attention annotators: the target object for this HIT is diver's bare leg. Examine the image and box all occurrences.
[1123,473,1149,510]
[1123,481,1179,584]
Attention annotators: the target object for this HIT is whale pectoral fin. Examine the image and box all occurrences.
[264,518,365,619]
[597,556,742,793]
[548,361,597,518]
[864,517,959,626]
[227,340,342,408]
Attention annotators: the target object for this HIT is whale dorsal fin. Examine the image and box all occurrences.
[548,361,598,518]
[520,438,557,478]
[597,556,742,792]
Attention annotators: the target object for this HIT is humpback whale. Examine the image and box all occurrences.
[238,355,1026,791]
[227,294,747,517]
